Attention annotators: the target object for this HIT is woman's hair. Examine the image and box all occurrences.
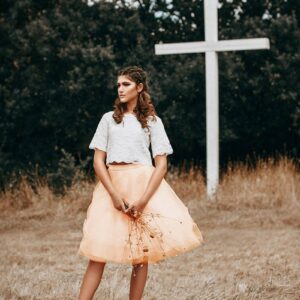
[112,65,157,130]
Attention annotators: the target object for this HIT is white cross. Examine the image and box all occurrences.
[155,0,270,197]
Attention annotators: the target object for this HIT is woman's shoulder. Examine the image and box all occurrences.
[105,110,114,116]
[101,110,114,120]
[147,114,163,127]
[147,114,160,122]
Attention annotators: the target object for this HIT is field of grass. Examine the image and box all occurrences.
[0,156,299,299]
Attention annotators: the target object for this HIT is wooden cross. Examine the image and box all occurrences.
[155,0,270,197]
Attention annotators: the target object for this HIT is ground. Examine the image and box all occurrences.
[1,202,299,300]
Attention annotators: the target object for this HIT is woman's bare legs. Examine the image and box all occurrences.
[129,263,148,300]
[78,260,106,300]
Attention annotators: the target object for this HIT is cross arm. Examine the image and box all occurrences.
[155,38,270,55]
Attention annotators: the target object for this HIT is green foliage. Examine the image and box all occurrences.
[47,148,87,196]
[0,0,299,191]
[47,149,76,195]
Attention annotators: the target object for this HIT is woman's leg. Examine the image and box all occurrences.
[129,263,148,300]
[78,260,106,300]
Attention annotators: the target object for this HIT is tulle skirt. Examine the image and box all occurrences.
[77,163,203,265]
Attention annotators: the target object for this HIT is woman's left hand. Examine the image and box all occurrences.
[125,199,147,219]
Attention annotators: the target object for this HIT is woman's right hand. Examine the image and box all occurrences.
[110,192,129,213]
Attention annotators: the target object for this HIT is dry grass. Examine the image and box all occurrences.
[0,156,299,299]
[216,156,299,210]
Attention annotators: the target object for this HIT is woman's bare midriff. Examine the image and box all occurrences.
[110,162,133,165]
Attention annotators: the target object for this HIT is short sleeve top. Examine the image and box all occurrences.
[89,111,173,166]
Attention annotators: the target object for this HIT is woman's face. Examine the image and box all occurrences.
[117,75,143,104]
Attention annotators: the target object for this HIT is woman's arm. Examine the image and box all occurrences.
[139,154,168,204]
[93,149,117,196]
[93,149,128,211]
[138,115,172,206]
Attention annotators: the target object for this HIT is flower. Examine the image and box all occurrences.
[124,211,184,264]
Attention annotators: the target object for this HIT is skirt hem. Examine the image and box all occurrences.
[77,238,203,265]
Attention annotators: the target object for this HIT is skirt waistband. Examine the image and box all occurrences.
[107,163,153,171]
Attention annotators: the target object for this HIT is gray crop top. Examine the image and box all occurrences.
[89,111,174,166]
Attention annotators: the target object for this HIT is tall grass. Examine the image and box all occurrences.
[0,156,299,214]
[215,156,299,210]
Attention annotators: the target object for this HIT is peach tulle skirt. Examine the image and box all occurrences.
[77,163,203,265]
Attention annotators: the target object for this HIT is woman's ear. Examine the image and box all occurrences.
[137,83,144,93]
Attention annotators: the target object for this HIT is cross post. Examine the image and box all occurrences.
[155,0,270,197]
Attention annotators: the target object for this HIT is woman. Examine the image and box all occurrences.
[78,66,203,300]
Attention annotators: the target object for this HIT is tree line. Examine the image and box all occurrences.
[0,0,299,191]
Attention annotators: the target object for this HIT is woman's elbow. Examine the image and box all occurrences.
[93,158,105,170]
[93,161,98,170]
[93,149,106,168]
[154,155,168,175]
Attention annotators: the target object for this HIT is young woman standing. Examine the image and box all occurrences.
[78,66,203,300]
